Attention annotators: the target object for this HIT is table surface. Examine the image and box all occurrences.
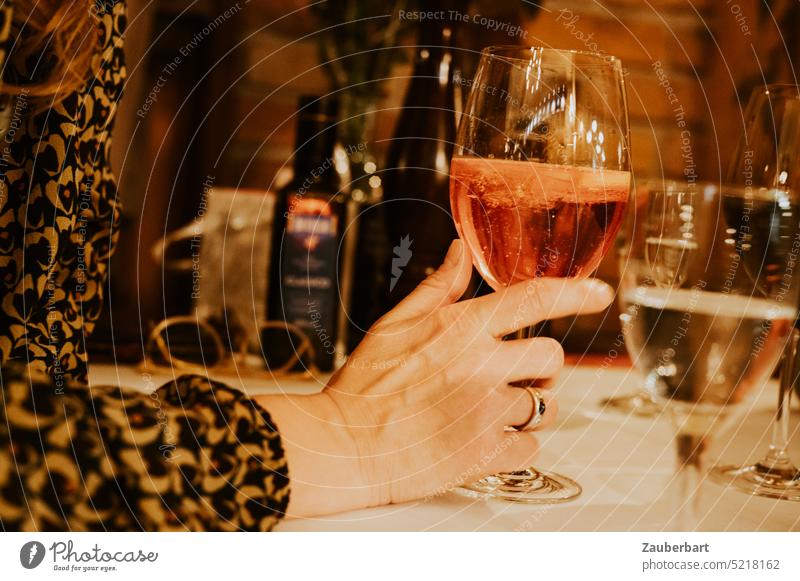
[90,362,800,531]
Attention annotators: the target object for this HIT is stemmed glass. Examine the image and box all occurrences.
[599,181,676,418]
[618,175,800,527]
[709,84,800,501]
[450,46,631,503]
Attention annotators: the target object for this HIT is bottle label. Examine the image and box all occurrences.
[280,194,339,367]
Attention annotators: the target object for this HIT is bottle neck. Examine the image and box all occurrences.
[291,118,339,193]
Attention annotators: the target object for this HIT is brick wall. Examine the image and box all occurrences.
[215,0,722,192]
[156,0,757,353]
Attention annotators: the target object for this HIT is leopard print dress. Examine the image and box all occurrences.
[0,1,290,531]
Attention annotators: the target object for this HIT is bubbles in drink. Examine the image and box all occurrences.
[450,157,630,288]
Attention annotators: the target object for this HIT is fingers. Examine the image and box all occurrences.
[481,338,565,384]
[387,239,473,322]
[496,386,558,430]
[468,277,614,338]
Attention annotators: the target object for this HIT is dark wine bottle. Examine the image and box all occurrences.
[381,3,460,309]
[268,95,343,371]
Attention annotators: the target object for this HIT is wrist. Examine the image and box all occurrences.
[256,390,378,517]
[322,388,389,508]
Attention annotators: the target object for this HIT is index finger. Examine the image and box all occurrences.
[465,277,615,337]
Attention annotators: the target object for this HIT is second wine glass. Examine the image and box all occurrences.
[450,46,631,503]
[709,84,800,501]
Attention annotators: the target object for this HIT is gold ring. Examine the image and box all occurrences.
[511,387,546,431]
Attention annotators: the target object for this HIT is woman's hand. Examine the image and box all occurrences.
[259,240,614,518]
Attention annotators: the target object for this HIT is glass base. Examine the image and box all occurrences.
[462,468,582,504]
[601,391,661,417]
[710,462,800,501]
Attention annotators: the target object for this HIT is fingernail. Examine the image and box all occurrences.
[584,279,615,302]
[442,239,463,268]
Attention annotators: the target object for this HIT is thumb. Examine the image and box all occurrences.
[387,239,473,321]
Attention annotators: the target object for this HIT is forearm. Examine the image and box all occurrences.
[1,369,290,531]
[256,392,377,518]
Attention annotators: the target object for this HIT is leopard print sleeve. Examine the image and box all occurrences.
[1,364,290,531]
[0,0,291,531]
[70,2,126,340]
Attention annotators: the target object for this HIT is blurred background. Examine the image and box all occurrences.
[91,0,800,368]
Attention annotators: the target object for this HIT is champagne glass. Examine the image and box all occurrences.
[450,46,631,503]
[709,85,800,501]
[618,175,800,528]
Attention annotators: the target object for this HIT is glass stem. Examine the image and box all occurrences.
[514,327,531,341]
[764,329,799,470]
[642,369,660,398]
[669,430,707,531]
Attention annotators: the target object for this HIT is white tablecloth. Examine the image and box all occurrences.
[90,363,800,531]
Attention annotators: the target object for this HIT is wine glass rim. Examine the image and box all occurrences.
[481,45,621,67]
[634,179,718,199]
[636,179,787,199]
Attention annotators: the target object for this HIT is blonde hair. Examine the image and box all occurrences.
[2,0,97,103]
